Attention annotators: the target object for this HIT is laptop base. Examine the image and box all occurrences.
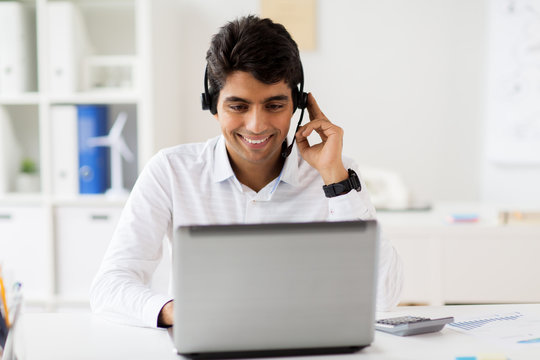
[179,345,366,359]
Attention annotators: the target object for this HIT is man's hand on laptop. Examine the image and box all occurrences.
[158,300,174,327]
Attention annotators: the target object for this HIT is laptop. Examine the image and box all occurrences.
[172,220,379,359]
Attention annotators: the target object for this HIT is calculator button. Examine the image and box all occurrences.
[376,316,429,325]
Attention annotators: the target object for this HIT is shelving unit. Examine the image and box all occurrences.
[0,0,182,310]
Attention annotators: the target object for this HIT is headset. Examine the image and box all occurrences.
[201,65,308,158]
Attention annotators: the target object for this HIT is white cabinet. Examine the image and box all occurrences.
[55,206,121,300]
[380,204,540,305]
[0,205,50,300]
[442,226,540,303]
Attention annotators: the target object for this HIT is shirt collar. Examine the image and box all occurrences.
[211,135,300,187]
[212,135,235,183]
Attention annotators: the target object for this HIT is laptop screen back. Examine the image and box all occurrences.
[173,220,379,355]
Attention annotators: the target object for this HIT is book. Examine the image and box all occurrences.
[0,2,36,94]
[51,106,79,196]
[77,105,109,194]
[0,107,21,195]
[47,2,91,94]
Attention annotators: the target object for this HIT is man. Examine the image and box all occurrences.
[90,15,403,328]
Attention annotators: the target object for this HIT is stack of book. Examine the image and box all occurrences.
[52,105,111,195]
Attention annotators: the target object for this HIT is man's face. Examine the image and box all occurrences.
[215,71,293,170]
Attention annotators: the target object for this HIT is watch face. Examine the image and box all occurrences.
[348,169,362,191]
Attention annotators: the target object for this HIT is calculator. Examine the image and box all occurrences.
[375,316,454,336]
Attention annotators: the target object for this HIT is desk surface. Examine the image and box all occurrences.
[13,304,540,360]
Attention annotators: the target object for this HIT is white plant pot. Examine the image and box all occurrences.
[15,173,40,193]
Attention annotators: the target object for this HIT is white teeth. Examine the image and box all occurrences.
[242,135,269,144]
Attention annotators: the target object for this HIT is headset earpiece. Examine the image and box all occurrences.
[201,91,217,115]
[298,91,308,110]
[292,86,308,113]
[201,66,218,115]
[201,92,211,111]
[293,62,308,113]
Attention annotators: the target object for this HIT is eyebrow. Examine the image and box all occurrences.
[223,95,290,103]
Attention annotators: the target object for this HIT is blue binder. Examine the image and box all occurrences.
[77,105,110,194]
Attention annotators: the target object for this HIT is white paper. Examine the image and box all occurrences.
[448,312,540,348]
[51,105,79,195]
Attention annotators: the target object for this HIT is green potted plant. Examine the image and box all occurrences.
[15,157,40,193]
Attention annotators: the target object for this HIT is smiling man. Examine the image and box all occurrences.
[90,15,403,328]
[218,71,292,191]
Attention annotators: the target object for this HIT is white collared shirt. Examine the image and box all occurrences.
[90,135,403,327]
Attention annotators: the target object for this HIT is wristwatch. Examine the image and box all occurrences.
[322,169,362,198]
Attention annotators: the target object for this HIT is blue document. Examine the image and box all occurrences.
[77,105,109,194]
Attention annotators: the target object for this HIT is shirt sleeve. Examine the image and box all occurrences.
[326,159,404,311]
[90,151,174,328]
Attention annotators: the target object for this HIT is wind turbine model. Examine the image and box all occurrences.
[87,111,134,197]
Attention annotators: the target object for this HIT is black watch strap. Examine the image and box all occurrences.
[322,169,362,198]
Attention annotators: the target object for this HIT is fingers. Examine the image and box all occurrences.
[295,130,311,154]
[296,118,342,142]
[300,93,343,143]
[306,93,326,121]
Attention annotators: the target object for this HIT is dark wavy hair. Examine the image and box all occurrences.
[206,15,302,102]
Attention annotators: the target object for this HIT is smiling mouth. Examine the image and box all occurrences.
[239,134,272,145]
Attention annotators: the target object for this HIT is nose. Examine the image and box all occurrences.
[244,107,268,134]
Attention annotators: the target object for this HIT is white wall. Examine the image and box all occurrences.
[172,0,489,204]
[480,0,540,208]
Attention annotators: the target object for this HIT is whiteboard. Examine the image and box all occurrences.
[485,0,540,164]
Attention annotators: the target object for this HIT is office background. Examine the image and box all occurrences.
[174,0,487,205]
[0,0,539,311]
[158,0,540,207]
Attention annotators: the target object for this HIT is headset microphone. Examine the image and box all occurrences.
[281,64,308,158]
[281,93,307,158]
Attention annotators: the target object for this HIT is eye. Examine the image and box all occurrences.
[266,103,285,111]
[228,104,248,112]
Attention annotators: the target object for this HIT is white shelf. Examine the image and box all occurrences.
[0,193,45,205]
[67,0,134,8]
[49,91,140,104]
[52,194,127,207]
[0,93,41,105]
[0,0,183,310]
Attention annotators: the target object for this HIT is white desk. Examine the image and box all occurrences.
[13,304,540,360]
